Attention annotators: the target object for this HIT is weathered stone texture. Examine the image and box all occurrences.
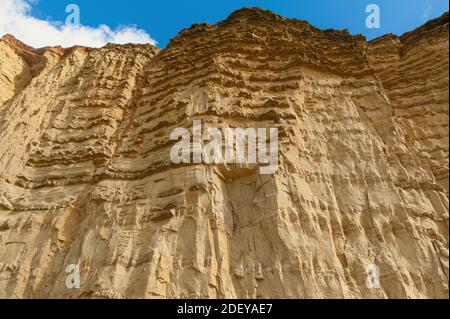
[0,8,448,298]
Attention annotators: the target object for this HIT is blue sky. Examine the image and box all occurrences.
[3,0,449,48]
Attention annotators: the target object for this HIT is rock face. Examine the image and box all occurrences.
[0,8,448,299]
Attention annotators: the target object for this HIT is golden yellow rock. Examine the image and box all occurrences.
[0,8,448,299]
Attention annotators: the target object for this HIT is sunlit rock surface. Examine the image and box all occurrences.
[0,8,448,298]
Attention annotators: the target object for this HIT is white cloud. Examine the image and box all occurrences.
[422,5,433,20]
[0,0,157,48]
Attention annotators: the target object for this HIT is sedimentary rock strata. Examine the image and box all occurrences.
[0,8,448,298]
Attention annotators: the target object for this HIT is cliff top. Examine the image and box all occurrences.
[2,8,449,52]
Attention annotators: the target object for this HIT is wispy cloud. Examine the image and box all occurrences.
[0,0,157,48]
[422,5,433,20]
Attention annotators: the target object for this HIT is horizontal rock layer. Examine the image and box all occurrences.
[0,8,448,298]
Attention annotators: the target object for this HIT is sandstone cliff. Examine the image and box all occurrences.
[0,8,448,299]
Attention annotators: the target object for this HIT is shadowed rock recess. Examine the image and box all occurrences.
[0,8,448,299]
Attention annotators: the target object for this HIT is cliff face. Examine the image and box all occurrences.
[0,8,448,299]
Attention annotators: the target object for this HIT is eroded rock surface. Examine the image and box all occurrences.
[0,8,448,298]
